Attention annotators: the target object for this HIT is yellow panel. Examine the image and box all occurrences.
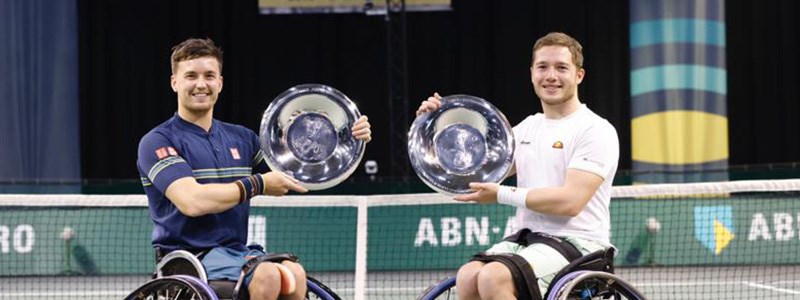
[632,110,728,164]
[713,219,735,255]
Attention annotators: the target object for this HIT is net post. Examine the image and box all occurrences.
[354,196,368,300]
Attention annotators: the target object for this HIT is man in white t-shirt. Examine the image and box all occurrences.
[416,32,620,299]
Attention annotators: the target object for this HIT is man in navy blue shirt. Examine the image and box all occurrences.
[137,38,372,300]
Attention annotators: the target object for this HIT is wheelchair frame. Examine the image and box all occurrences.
[416,249,647,300]
[125,250,340,300]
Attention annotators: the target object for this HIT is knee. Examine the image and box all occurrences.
[456,262,483,298]
[281,261,307,299]
[253,263,282,284]
[250,263,282,298]
[283,261,306,281]
[476,262,514,296]
[283,261,307,290]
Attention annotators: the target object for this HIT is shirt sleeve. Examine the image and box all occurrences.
[250,130,270,174]
[568,122,620,179]
[137,132,195,193]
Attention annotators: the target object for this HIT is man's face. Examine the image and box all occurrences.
[171,57,223,114]
[530,45,584,106]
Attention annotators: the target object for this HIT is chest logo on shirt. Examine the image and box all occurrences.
[552,141,564,149]
[230,148,241,160]
[155,147,178,159]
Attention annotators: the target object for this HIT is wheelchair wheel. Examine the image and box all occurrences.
[416,275,457,300]
[125,274,219,300]
[546,270,647,300]
[306,276,341,300]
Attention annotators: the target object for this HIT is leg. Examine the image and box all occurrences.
[518,244,569,297]
[476,262,516,300]
[279,260,307,300]
[456,261,484,300]
[458,240,524,299]
[248,263,282,300]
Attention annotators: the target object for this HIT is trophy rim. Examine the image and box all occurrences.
[259,84,365,190]
[408,94,515,195]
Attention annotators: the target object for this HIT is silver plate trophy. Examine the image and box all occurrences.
[408,95,515,195]
[260,84,365,190]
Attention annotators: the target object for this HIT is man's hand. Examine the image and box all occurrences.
[352,115,372,143]
[453,182,500,204]
[416,92,443,116]
[262,172,308,196]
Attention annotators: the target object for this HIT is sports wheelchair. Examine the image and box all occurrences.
[416,248,646,300]
[124,249,340,300]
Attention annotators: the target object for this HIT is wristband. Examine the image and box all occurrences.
[236,174,266,203]
[252,173,266,196]
[497,185,528,208]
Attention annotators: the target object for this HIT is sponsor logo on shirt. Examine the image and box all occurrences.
[230,148,241,160]
[155,147,178,159]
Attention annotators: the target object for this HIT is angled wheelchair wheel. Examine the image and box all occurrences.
[125,274,219,300]
[416,275,457,300]
[546,270,647,300]
[306,276,341,300]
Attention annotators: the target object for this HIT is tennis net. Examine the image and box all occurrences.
[1,179,800,299]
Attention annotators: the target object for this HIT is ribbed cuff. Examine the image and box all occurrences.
[237,174,265,203]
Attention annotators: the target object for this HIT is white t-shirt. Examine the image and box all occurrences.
[512,104,619,244]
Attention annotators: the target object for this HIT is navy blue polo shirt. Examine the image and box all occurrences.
[137,114,269,252]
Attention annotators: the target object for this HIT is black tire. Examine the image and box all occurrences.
[306,276,341,300]
[546,270,647,300]
[125,275,219,300]
[128,274,338,300]
[416,275,457,300]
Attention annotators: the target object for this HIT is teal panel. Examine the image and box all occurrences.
[630,19,725,48]
[631,65,726,97]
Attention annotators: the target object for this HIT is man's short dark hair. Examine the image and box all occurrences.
[170,38,223,74]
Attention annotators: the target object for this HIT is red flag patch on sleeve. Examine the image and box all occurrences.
[155,147,168,159]
[155,147,178,159]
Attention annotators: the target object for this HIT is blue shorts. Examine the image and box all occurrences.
[201,245,266,286]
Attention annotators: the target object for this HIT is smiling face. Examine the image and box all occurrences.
[171,56,223,116]
[530,45,584,108]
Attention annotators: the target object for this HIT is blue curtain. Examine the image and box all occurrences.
[0,0,80,184]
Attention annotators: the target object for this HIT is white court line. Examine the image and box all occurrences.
[367,287,431,293]
[316,287,431,293]
[636,281,747,287]
[635,280,800,293]
[0,287,423,298]
[0,291,127,297]
[769,280,800,285]
[745,282,800,295]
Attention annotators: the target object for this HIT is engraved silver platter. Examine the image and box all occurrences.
[408,95,514,195]
[260,84,365,190]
